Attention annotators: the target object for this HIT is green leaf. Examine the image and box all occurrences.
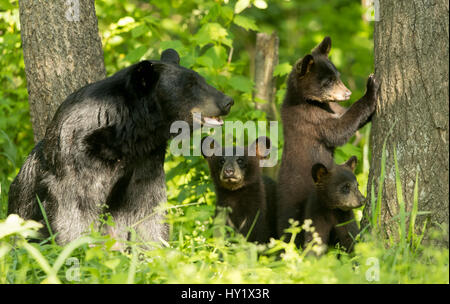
[204,45,227,69]
[233,15,259,31]
[124,46,148,62]
[229,75,254,93]
[220,6,234,22]
[0,0,15,10]
[253,0,268,9]
[104,258,121,271]
[196,56,214,68]
[131,24,150,38]
[273,62,293,77]
[160,40,186,55]
[234,0,251,14]
[193,23,232,48]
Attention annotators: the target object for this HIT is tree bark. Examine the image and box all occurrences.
[253,32,279,122]
[253,32,279,179]
[365,0,449,246]
[19,0,106,142]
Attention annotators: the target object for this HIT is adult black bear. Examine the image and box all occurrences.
[277,37,379,238]
[301,156,365,254]
[202,136,277,243]
[8,49,234,245]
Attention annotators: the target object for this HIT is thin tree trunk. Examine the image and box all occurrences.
[365,0,449,246]
[19,0,106,142]
[253,32,279,122]
[253,32,279,179]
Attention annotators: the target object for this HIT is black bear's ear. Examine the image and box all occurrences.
[160,48,180,65]
[128,60,156,94]
[201,136,221,158]
[344,156,358,172]
[251,136,271,159]
[312,36,332,56]
[312,163,328,183]
[296,54,314,77]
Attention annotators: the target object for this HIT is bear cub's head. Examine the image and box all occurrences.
[202,136,271,191]
[289,36,352,103]
[311,156,365,211]
[124,48,233,128]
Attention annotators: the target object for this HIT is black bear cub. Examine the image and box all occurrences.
[277,36,379,237]
[300,156,365,254]
[202,136,277,243]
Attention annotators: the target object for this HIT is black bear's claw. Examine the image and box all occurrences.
[366,73,379,93]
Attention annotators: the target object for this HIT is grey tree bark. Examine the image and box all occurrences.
[253,32,279,179]
[19,0,106,142]
[365,0,449,246]
[253,32,279,122]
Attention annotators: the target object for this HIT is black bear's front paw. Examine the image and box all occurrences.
[365,74,379,103]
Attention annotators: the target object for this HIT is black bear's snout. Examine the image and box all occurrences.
[220,96,234,114]
[223,168,235,177]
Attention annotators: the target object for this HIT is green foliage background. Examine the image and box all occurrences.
[0,0,448,284]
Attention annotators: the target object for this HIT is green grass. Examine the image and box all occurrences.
[0,149,448,284]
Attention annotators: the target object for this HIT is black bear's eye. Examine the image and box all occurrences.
[321,78,332,87]
[219,158,225,165]
[237,158,244,165]
[341,184,350,194]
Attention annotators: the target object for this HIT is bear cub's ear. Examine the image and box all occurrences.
[312,36,332,56]
[128,60,156,94]
[161,48,180,65]
[311,163,328,183]
[296,54,314,78]
[251,136,272,159]
[344,156,358,172]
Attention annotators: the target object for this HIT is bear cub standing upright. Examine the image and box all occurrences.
[277,36,379,238]
[202,136,277,243]
[301,156,365,254]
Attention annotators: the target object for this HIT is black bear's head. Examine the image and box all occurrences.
[202,136,271,191]
[289,37,352,103]
[311,156,366,211]
[125,49,234,129]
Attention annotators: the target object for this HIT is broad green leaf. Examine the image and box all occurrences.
[253,0,268,9]
[233,15,259,31]
[234,0,251,14]
[204,45,227,69]
[220,6,234,22]
[193,23,232,48]
[273,62,293,77]
[124,45,148,62]
[229,75,254,93]
[196,56,214,68]
[131,24,150,38]
[0,0,14,10]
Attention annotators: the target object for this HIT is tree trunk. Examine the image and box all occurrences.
[253,32,279,179]
[253,32,279,122]
[365,0,449,246]
[19,0,106,142]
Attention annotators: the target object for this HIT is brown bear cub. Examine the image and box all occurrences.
[202,136,277,243]
[301,156,365,254]
[277,36,379,237]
